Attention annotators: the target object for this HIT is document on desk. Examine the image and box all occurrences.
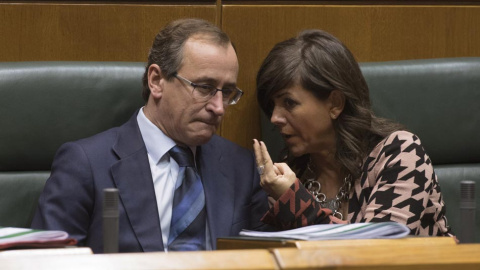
[240,222,410,240]
[0,227,77,249]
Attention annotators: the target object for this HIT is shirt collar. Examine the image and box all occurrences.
[137,107,176,164]
[137,107,197,163]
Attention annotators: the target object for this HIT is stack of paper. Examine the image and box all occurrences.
[240,222,411,240]
[0,247,92,257]
[0,227,77,249]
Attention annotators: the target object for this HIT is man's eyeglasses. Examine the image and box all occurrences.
[174,73,243,105]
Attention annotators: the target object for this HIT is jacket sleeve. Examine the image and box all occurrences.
[261,178,346,230]
[31,142,94,246]
[359,132,446,235]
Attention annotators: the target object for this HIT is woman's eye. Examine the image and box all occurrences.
[284,98,297,109]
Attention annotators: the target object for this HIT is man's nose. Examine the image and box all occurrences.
[205,91,225,116]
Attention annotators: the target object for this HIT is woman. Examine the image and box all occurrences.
[253,29,452,237]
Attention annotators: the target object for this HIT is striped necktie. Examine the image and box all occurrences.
[167,145,206,251]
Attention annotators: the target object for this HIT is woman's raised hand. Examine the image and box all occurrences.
[253,139,297,200]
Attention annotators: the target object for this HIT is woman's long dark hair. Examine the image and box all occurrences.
[256,29,404,179]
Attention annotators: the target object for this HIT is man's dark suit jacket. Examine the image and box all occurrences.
[31,112,270,253]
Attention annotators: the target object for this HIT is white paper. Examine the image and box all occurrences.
[239,222,410,240]
[0,227,69,244]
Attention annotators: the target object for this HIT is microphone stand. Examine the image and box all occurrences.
[103,188,119,253]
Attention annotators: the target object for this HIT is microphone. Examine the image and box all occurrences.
[459,180,475,243]
[103,188,119,253]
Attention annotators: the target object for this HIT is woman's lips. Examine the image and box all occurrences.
[281,133,293,142]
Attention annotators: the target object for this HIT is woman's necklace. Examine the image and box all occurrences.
[303,162,352,220]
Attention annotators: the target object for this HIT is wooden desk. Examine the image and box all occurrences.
[0,241,475,269]
[0,249,277,270]
[217,236,456,250]
[295,236,456,249]
[271,243,480,270]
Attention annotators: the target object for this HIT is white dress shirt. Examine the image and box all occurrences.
[136,108,210,251]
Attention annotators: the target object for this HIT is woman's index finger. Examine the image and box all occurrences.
[259,141,278,178]
[252,139,264,167]
[259,141,274,167]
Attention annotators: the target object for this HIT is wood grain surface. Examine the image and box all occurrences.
[222,4,480,148]
[1,3,479,149]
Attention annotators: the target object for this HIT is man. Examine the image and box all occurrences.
[31,18,269,253]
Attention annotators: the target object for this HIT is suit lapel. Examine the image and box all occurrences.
[197,137,235,248]
[111,113,164,252]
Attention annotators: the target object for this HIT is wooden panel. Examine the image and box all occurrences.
[2,4,480,149]
[0,249,278,270]
[221,5,480,149]
[0,3,216,62]
[272,244,480,269]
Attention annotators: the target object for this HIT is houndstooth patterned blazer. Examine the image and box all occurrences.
[262,131,451,236]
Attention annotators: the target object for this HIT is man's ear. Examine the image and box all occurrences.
[148,64,164,99]
[328,90,346,120]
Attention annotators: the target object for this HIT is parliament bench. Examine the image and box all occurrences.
[1,58,479,242]
[0,62,145,228]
